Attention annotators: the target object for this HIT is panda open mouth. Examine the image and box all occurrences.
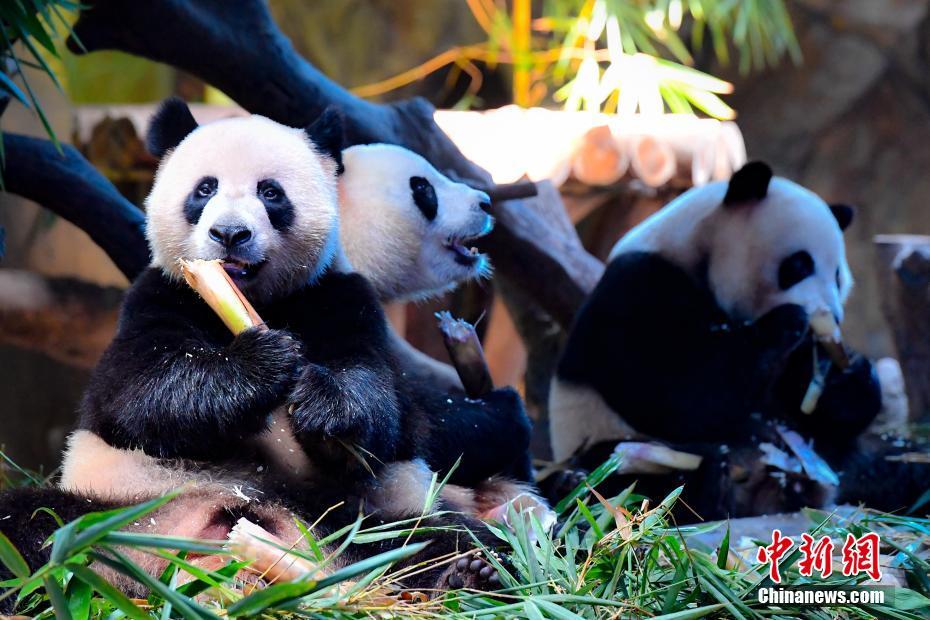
[221,257,265,282]
[444,236,484,267]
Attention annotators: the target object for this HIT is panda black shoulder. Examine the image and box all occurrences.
[265,270,390,354]
[119,267,214,332]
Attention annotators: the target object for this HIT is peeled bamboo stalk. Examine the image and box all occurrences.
[228,518,318,583]
[809,308,849,369]
[436,311,494,399]
[180,259,263,335]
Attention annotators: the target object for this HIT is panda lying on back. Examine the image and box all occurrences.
[550,162,928,517]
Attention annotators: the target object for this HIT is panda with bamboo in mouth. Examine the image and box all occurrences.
[0,99,544,601]
[549,162,930,518]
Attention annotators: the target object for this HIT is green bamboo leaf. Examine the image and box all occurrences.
[226,541,427,616]
[554,452,621,514]
[65,573,92,620]
[715,522,731,569]
[889,588,930,611]
[523,599,547,620]
[679,85,736,120]
[66,564,150,620]
[651,604,726,619]
[175,559,246,599]
[100,532,226,555]
[59,493,177,559]
[0,530,30,579]
[90,549,219,620]
[535,598,586,620]
[0,70,29,106]
[43,574,73,620]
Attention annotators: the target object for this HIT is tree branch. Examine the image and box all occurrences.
[67,0,602,326]
[3,133,149,279]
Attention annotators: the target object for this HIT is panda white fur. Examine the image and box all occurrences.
[1,100,512,601]
[547,162,913,518]
[339,143,494,302]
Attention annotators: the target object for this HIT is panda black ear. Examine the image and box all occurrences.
[723,161,772,206]
[146,97,199,158]
[305,106,345,175]
[829,203,855,231]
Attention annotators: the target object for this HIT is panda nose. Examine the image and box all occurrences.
[209,225,252,248]
[477,191,492,212]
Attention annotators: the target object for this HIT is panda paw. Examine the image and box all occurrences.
[288,364,398,455]
[815,353,882,434]
[751,304,809,373]
[439,554,500,592]
[230,327,303,387]
[480,387,532,441]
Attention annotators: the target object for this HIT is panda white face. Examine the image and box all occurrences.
[339,144,494,301]
[612,162,854,324]
[706,177,853,323]
[145,103,342,303]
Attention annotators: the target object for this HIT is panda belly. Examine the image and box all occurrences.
[254,407,316,480]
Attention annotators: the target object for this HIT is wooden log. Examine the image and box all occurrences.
[874,234,930,419]
[628,135,677,188]
[2,134,149,280]
[571,125,629,186]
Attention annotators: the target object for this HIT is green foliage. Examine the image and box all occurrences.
[0,0,82,150]
[356,0,801,119]
[2,460,930,619]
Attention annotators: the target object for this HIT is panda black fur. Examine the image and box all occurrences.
[550,162,925,518]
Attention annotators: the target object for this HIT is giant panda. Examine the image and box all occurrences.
[1,100,512,606]
[549,162,929,518]
[337,143,535,488]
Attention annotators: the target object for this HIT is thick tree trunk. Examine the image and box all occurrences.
[874,235,930,419]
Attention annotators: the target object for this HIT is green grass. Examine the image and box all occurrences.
[1,456,929,619]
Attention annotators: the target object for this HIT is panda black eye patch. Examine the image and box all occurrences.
[778,250,815,290]
[257,179,295,231]
[184,176,217,224]
[410,176,438,221]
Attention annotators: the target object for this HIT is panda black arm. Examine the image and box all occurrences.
[403,382,534,485]
[772,342,881,451]
[558,252,807,444]
[80,269,301,460]
[269,272,402,467]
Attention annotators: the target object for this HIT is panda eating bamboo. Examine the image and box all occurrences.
[1,99,541,603]
[549,161,930,518]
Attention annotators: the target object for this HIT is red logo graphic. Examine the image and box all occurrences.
[841,532,882,581]
[757,530,882,583]
[756,529,794,583]
[798,533,834,578]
